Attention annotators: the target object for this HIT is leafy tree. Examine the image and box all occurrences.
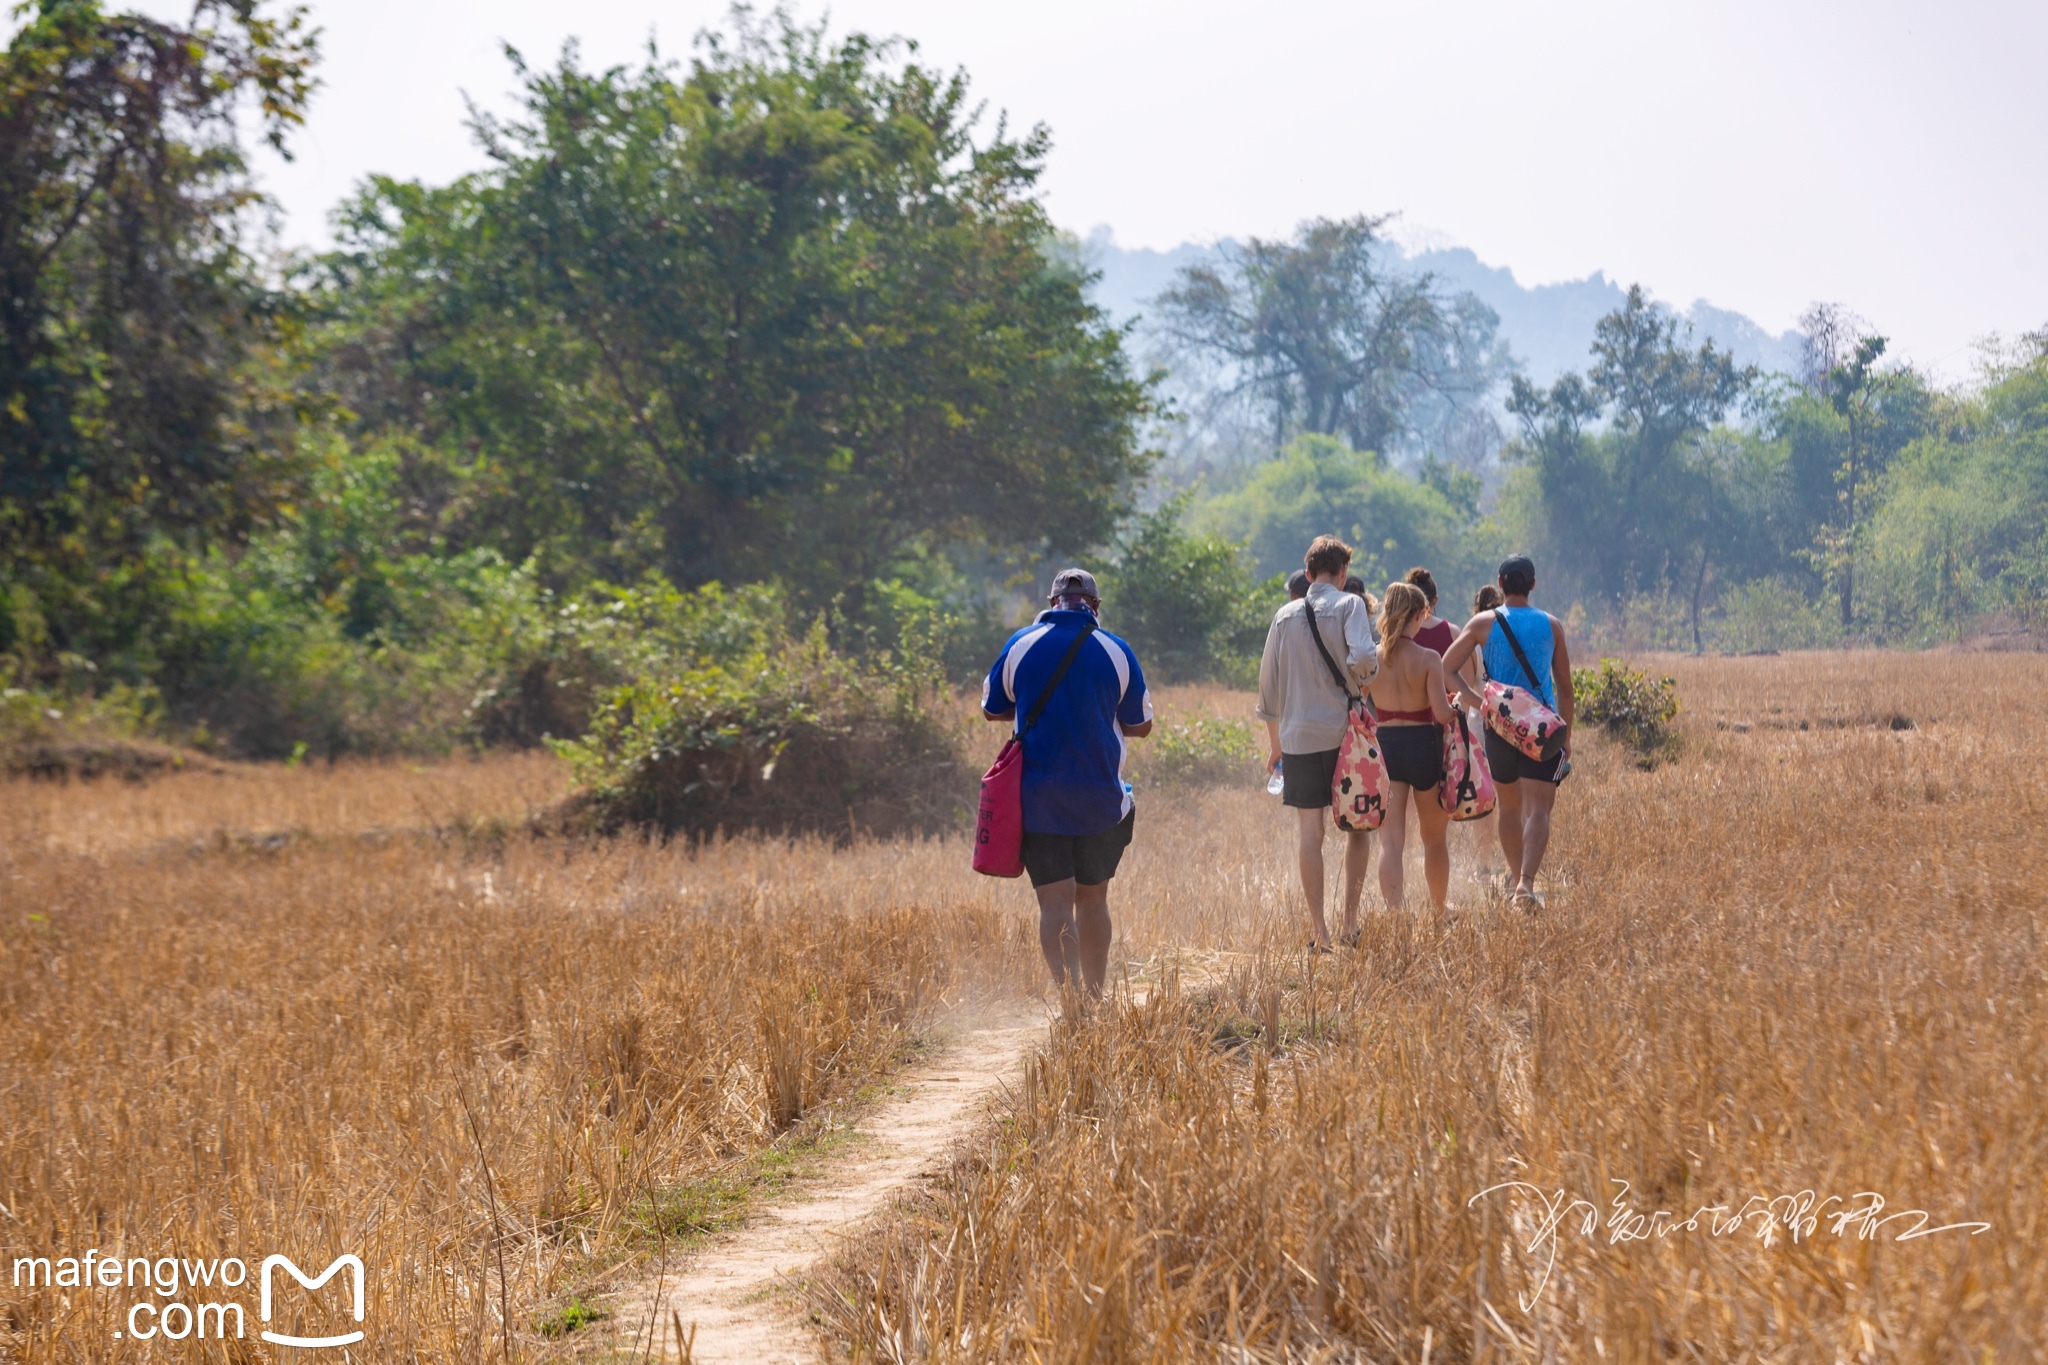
[1095,496,1273,684]
[0,0,316,663]
[1154,214,1505,461]
[1199,433,1471,589]
[315,14,1151,624]
[1503,286,1755,608]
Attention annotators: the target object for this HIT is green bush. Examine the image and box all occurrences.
[553,622,970,840]
[1716,578,1840,654]
[1097,497,1277,686]
[1572,658,1680,757]
[1127,717,1263,789]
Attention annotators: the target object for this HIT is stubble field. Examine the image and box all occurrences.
[1,653,2042,1361]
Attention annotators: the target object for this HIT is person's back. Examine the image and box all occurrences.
[1370,635,1443,716]
[1256,536,1381,951]
[986,610,1147,836]
[1480,604,1556,704]
[982,568,1152,997]
[1443,555,1574,914]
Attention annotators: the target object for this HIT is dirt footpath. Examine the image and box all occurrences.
[607,1005,1047,1362]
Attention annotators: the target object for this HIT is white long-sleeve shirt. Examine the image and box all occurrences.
[1254,583,1381,753]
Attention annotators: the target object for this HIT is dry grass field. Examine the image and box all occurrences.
[1,653,2043,1361]
[811,653,2048,1362]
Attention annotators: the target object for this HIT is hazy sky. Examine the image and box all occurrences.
[55,0,2048,375]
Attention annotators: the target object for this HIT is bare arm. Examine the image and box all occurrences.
[1425,652,1454,725]
[1442,615,1490,709]
[1121,719,1154,738]
[1264,718,1283,771]
[1551,615,1575,745]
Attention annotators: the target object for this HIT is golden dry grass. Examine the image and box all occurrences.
[2,655,2043,1361]
[0,756,1033,1359]
[813,653,2048,1361]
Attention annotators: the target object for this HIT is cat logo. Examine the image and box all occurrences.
[258,1254,365,1348]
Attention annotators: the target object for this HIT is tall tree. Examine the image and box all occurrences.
[317,14,1151,617]
[1153,214,1505,461]
[1506,286,1755,605]
[0,0,316,656]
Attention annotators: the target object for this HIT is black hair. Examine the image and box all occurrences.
[1497,554,1536,597]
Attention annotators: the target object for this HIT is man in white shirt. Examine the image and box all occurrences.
[1256,535,1381,951]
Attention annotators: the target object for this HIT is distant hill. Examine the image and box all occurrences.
[1079,228,1804,387]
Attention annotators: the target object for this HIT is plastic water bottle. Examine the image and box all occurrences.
[1266,759,1285,797]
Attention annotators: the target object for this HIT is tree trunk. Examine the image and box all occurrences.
[1691,549,1711,654]
[1840,414,1858,629]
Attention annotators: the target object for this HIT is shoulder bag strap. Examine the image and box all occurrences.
[1490,608,1555,708]
[1017,621,1099,736]
[1302,595,1361,704]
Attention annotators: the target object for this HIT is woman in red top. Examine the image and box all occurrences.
[1404,566,1456,655]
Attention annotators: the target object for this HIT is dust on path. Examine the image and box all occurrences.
[606,1003,1049,1363]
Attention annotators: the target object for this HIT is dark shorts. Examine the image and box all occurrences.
[1380,723,1444,789]
[1280,749,1340,808]
[1483,725,1569,785]
[1021,808,1135,888]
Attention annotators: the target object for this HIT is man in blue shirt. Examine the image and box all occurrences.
[982,568,1154,995]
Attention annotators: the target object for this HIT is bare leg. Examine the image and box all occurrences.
[1496,779,1526,889]
[1034,879,1081,987]
[1414,792,1452,912]
[1294,807,1331,948]
[1340,828,1372,938]
[1074,881,1113,995]
[1513,779,1558,893]
[1377,783,1412,911]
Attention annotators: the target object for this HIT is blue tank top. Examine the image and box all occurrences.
[1482,606,1555,707]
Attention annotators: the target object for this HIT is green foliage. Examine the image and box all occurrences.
[1,0,318,659]
[1127,717,1261,789]
[1714,579,1841,654]
[1504,286,1755,607]
[316,13,1152,615]
[1571,658,1680,756]
[532,1298,608,1338]
[1154,214,1506,460]
[554,619,968,840]
[1097,497,1276,685]
[1201,433,1475,587]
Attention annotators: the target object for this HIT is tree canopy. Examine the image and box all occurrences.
[315,16,1152,618]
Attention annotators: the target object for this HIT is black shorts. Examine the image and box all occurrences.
[1021,808,1135,888]
[1483,725,1569,785]
[1280,749,1340,808]
[1379,723,1443,789]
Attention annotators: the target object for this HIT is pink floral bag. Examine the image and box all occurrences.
[1481,609,1569,761]
[1332,700,1388,831]
[1439,706,1497,821]
[1302,596,1387,831]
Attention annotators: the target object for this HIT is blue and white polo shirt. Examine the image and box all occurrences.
[981,609,1153,837]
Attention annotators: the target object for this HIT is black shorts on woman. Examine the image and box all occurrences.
[1378,723,1443,789]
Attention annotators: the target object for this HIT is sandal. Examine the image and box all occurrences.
[1306,940,1334,956]
[1339,928,1362,949]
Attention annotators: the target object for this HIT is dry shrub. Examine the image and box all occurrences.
[0,757,1034,1360]
[556,628,972,841]
[813,652,2048,1360]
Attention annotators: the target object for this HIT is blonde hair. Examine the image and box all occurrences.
[1379,581,1428,644]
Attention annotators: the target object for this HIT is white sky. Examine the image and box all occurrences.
[32,0,2048,375]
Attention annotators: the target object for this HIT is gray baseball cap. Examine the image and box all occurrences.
[1048,567,1100,601]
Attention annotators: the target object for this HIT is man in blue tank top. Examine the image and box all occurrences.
[1442,554,1577,913]
[983,568,1154,996]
